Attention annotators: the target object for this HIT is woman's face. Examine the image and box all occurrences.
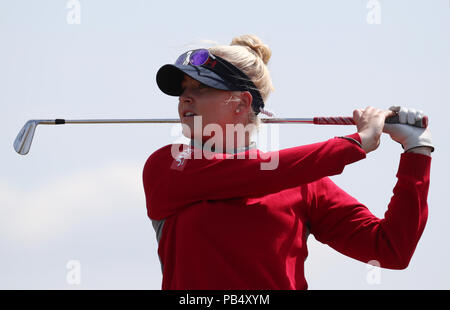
[178,75,244,142]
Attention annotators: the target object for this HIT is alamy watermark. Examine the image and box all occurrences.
[367,0,381,25]
[169,116,280,170]
[366,260,381,285]
[66,259,81,286]
[66,0,81,25]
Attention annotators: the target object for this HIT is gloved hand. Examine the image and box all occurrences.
[383,106,434,152]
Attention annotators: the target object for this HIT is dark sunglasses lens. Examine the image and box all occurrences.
[190,49,209,66]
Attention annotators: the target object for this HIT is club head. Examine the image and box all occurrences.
[13,120,39,155]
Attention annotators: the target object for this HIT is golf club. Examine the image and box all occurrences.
[13,115,427,156]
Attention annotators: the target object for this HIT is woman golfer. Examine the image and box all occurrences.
[143,34,434,289]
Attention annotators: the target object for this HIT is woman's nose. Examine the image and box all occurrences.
[179,92,193,104]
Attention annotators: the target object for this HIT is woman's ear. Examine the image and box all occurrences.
[235,91,252,114]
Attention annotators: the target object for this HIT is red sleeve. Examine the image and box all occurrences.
[307,153,431,269]
[143,134,366,220]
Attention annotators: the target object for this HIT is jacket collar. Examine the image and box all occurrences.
[190,139,257,154]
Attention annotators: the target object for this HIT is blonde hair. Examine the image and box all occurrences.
[209,34,275,129]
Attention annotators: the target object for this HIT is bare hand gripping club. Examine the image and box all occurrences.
[13,114,428,155]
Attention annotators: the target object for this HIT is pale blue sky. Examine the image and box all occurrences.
[1,0,449,289]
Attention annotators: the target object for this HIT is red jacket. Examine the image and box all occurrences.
[142,133,430,289]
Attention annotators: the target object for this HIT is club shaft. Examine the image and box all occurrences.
[43,114,426,128]
[41,118,316,125]
[65,119,183,124]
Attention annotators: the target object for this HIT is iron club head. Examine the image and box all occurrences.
[13,120,45,155]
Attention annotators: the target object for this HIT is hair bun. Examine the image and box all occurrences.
[231,34,272,65]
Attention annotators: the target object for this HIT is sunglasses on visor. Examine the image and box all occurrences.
[174,49,265,114]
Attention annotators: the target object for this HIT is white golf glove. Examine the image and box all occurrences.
[383,106,434,152]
